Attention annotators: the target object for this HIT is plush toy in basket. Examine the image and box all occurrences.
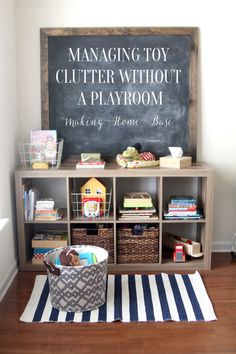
[55,248,97,267]
[116,143,159,168]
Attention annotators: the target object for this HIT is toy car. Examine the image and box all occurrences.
[173,244,186,262]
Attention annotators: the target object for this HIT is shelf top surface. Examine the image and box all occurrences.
[15,158,213,178]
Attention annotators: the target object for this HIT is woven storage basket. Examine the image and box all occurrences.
[117,227,159,263]
[44,245,108,312]
[72,227,114,263]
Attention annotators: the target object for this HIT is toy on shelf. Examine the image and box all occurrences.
[81,177,106,217]
[173,244,186,262]
[116,143,159,168]
[83,197,103,217]
[159,146,192,168]
[164,233,203,258]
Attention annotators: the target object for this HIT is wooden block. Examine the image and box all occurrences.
[160,155,192,168]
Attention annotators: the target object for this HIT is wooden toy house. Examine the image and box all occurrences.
[81,177,106,217]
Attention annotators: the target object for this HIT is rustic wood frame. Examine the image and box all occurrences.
[40,27,198,159]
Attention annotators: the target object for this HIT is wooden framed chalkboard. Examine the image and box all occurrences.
[41,27,198,161]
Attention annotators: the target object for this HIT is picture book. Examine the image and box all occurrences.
[76,160,106,169]
[32,231,68,248]
[123,192,153,208]
[30,130,57,165]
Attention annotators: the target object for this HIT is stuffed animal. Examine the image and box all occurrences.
[59,249,80,266]
[55,249,98,267]
[116,143,159,168]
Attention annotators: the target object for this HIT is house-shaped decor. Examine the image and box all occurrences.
[81,177,106,217]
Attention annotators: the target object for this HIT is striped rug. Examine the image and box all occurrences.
[20,271,217,323]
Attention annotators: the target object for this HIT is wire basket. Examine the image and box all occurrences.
[18,138,64,169]
[71,189,112,219]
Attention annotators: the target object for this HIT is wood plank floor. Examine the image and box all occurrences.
[0,253,236,354]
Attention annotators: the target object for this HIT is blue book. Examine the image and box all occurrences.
[169,196,196,204]
[33,248,53,254]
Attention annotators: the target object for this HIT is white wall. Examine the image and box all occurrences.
[15,0,236,251]
[0,0,234,299]
[0,0,19,300]
[1,0,235,302]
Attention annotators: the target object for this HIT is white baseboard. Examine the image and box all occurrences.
[0,262,18,302]
[212,241,232,253]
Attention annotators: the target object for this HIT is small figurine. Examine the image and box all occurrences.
[173,244,186,262]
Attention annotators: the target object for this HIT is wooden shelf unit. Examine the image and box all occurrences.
[15,162,214,271]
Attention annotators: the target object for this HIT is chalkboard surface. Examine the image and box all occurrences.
[41,28,198,161]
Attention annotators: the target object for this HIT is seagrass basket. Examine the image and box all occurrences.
[117,227,159,263]
[72,227,114,263]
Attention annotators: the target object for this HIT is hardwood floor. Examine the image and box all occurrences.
[0,253,236,354]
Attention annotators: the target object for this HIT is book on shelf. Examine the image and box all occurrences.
[123,192,153,208]
[165,210,198,217]
[119,214,159,220]
[81,153,101,162]
[76,160,106,169]
[35,208,64,221]
[30,130,57,165]
[165,195,200,219]
[168,196,197,205]
[119,205,157,220]
[23,182,39,221]
[164,211,203,220]
[168,206,197,211]
[166,195,199,217]
[119,206,156,214]
[32,231,68,248]
[32,247,53,264]
[35,198,55,210]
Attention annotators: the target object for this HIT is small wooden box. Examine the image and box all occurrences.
[160,155,192,168]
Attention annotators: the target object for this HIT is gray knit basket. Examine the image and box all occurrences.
[44,245,108,312]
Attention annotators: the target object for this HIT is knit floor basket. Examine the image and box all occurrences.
[43,245,108,312]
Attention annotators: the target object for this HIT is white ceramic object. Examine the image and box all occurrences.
[168,147,183,158]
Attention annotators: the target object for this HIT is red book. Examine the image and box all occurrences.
[76,160,106,169]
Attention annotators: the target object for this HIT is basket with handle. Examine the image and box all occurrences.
[117,226,159,263]
[71,227,114,263]
[43,245,108,312]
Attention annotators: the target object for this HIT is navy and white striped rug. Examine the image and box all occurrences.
[20,272,217,322]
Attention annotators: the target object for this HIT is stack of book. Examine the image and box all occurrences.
[32,231,68,264]
[35,198,63,221]
[164,196,203,220]
[119,192,158,219]
[76,153,106,169]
